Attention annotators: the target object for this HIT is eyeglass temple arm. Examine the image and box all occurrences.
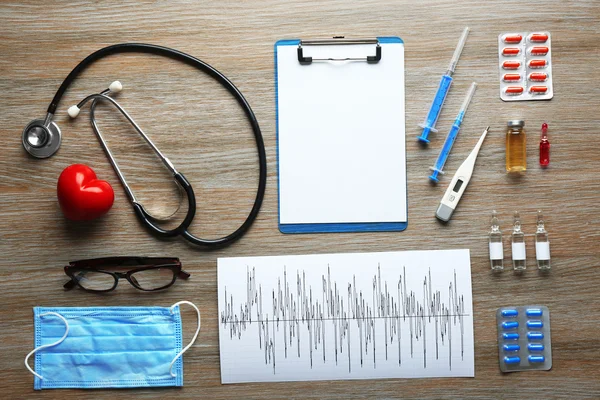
[63,280,76,290]
[69,257,180,268]
[63,265,83,290]
[178,270,191,280]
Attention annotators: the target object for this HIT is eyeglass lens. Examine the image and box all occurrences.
[129,268,176,290]
[72,270,117,291]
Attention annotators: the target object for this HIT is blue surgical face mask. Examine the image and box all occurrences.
[24,301,200,390]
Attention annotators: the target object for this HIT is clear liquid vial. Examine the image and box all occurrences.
[489,210,504,271]
[506,120,527,173]
[535,211,551,270]
[511,211,526,271]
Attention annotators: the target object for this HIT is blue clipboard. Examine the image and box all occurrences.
[275,37,407,234]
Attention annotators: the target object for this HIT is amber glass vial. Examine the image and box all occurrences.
[506,120,526,172]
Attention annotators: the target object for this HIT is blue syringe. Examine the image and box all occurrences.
[418,27,470,144]
[429,82,477,183]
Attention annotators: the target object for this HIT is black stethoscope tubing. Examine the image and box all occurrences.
[52,43,266,249]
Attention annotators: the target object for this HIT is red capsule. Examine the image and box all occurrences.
[529,72,548,81]
[529,33,549,43]
[502,47,520,56]
[503,34,523,43]
[503,74,521,81]
[528,59,547,68]
[505,86,524,95]
[502,61,521,69]
[530,46,549,55]
[530,86,548,94]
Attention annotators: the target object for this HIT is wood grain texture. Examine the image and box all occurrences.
[1,0,599,398]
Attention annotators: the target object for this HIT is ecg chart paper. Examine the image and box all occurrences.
[217,249,474,383]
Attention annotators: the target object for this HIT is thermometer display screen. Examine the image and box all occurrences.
[453,179,464,192]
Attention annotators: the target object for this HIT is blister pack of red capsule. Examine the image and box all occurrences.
[498,32,553,101]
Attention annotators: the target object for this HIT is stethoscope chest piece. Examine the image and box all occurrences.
[22,117,61,158]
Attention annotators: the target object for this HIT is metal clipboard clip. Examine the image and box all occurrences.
[297,37,382,65]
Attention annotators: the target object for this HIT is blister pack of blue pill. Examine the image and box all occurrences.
[496,305,552,372]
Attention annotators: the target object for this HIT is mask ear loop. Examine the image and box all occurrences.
[24,312,69,380]
[169,301,201,377]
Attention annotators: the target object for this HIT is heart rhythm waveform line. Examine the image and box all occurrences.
[220,264,469,374]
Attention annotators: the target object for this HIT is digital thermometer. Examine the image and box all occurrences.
[435,126,489,222]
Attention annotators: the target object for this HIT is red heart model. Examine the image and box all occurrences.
[57,164,115,221]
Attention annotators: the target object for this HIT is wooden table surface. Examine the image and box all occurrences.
[1,1,599,398]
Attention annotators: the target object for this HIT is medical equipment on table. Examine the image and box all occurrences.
[511,211,526,271]
[498,32,553,101]
[435,126,488,222]
[539,122,550,166]
[21,43,267,249]
[489,210,504,271]
[496,306,552,372]
[506,120,527,173]
[535,211,551,270]
[417,27,470,144]
[69,81,260,247]
[429,82,477,182]
[63,257,190,292]
[25,301,201,389]
[276,37,408,234]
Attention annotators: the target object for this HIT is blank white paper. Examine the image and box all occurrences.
[218,249,474,383]
[276,41,406,224]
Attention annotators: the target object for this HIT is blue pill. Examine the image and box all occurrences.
[526,308,543,317]
[528,355,545,363]
[501,309,518,317]
[504,356,521,364]
[527,332,544,340]
[503,344,520,352]
[502,321,519,329]
[503,333,519,340]
[528,343,544,352]
[527,320,543,329]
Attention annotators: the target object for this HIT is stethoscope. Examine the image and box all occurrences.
[21,43,267,248]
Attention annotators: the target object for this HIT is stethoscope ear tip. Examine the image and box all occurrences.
[67,106,80,118]
[109,81,122,93]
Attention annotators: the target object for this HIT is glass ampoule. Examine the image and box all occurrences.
[535,211,551,270]
[540,123,550,167]
[489,210,504,271]
[511,211,526,271]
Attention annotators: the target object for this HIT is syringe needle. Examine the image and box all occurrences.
[447,27,470,75]
[459,81,477,113]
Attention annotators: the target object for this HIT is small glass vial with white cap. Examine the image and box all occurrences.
[535,211,551,270]
[489,210,504,271]
[511,211,526,271]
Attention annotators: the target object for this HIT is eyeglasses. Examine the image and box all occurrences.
[63,257,190,292]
